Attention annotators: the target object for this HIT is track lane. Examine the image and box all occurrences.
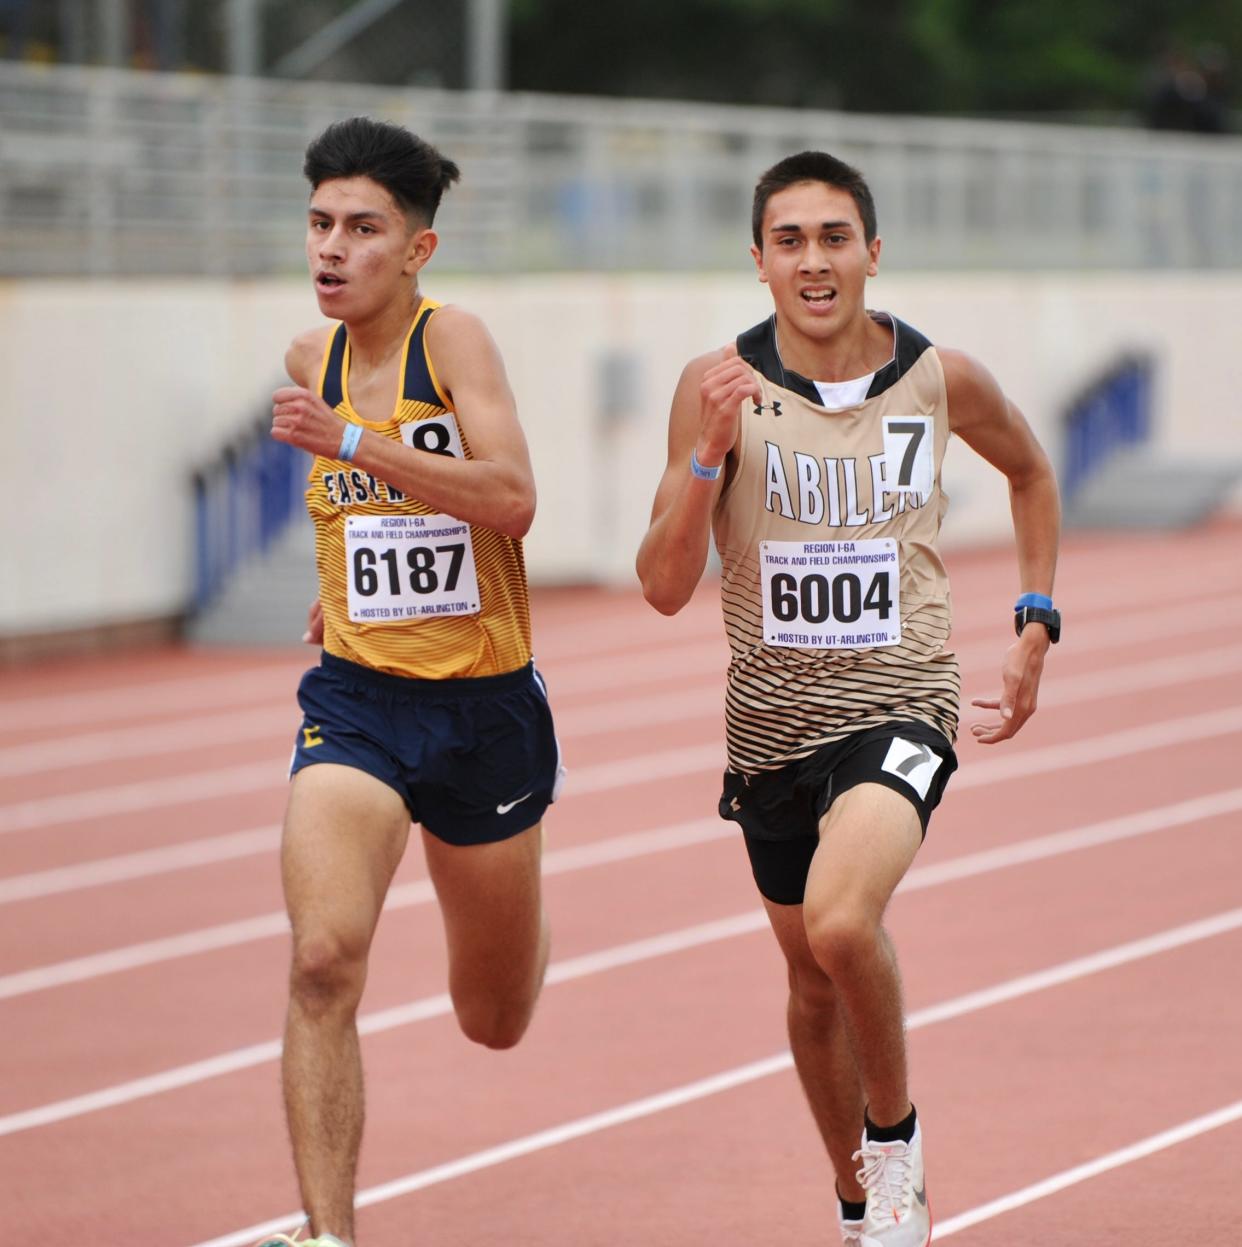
[5,653,1241,978]
[170,914,1242,1247]
[3,616,1239,889]
[7,781,1240,1240]
[4,785,1239,1139]
[6,527,1240,1242]
[936,1111,1242,1243]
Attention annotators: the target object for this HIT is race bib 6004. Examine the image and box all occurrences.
[345,514,480,624]
[760,538,901,649]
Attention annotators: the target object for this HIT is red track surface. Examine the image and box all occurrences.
[4,522,1241,1245]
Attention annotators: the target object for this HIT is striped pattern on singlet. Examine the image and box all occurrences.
[305,298,532,679]
[713,313,960,773]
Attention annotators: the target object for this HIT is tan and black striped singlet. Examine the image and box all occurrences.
[713,313,960,774]
[305,298,532,678]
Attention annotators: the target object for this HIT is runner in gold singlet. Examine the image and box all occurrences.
[637,152,1061,1247]
[306,296,533,679]
[259,118,562,1247]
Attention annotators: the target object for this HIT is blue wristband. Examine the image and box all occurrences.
[1014,592,1054,612]
[338,423,363,463]
[690,448,722,481]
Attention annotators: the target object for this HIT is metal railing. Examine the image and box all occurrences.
[3,62,1242,276]
[1062,355,1155,503]
[191,417,309,612]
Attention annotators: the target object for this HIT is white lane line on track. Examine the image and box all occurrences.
[5,553,1241,755]
[7,634,1242,894]
[0,814,731,906]
[7,629,1242,836]
[0,599,728,730]
[951,704,1242,790]
[935,1099,1242,1238]
[0,705,293,779]
[0,827,282,904]
[7,594,1242,781]
[0,668,298,732]
[0,635,715,736]
[551,703,1242,808]
[0,744,728,837]
[8,631,1242,783]
[6,571,1241,767]
[0,679,728,780]
[4,788,1238,1134]
[6,567,1239,728]
[0,759,286,836]
[0,630,728,735]
[0,818,727,999]
[4,755,1241,1001]
[0,911,768,1139]
[183,906,1242,1247]
[1020,641,1242,708]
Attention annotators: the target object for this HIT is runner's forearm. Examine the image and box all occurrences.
[1008,467,1060,596]
[351,429,535,538]
[637,482,717,614]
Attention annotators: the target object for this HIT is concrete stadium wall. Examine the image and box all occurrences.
[3,272,1240,637]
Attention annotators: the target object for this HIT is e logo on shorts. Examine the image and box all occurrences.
[881,737,942,801]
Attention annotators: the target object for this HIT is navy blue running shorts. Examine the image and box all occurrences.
[719,720,957,906]
[290,652,563,846]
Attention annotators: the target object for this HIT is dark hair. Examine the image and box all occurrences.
[303,117,460,227]
[751,151,877,247]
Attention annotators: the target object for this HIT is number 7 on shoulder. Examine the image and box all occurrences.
[882,416,934,494]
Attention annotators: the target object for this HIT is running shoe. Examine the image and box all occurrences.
[853,1120,931,1246]
[253,1231,350,1247]
[838,1206,866,1245]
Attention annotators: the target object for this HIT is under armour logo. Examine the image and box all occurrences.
[753,400,782,416]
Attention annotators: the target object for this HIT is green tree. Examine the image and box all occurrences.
[509,0,1240,124]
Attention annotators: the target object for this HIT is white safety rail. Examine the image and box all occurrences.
[3,61,1242,277]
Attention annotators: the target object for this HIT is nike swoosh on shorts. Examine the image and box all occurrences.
[497,792,534,815]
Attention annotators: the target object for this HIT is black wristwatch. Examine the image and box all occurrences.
[1014,605,1061,644]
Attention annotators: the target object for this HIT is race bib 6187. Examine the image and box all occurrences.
[345,514,480,624]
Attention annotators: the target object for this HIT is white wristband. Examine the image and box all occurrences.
[690,448,722,480]
[338,423,363,462]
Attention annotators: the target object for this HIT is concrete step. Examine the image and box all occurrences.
[189,516,318,645]
[1065,448,1242,530]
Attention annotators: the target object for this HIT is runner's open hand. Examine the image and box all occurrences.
[970,630,1049,744]
[302,598,323,645]
[271,386,347,459]
[697,344,761,467]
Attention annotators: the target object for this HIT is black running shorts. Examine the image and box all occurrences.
[719,720,957,905]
